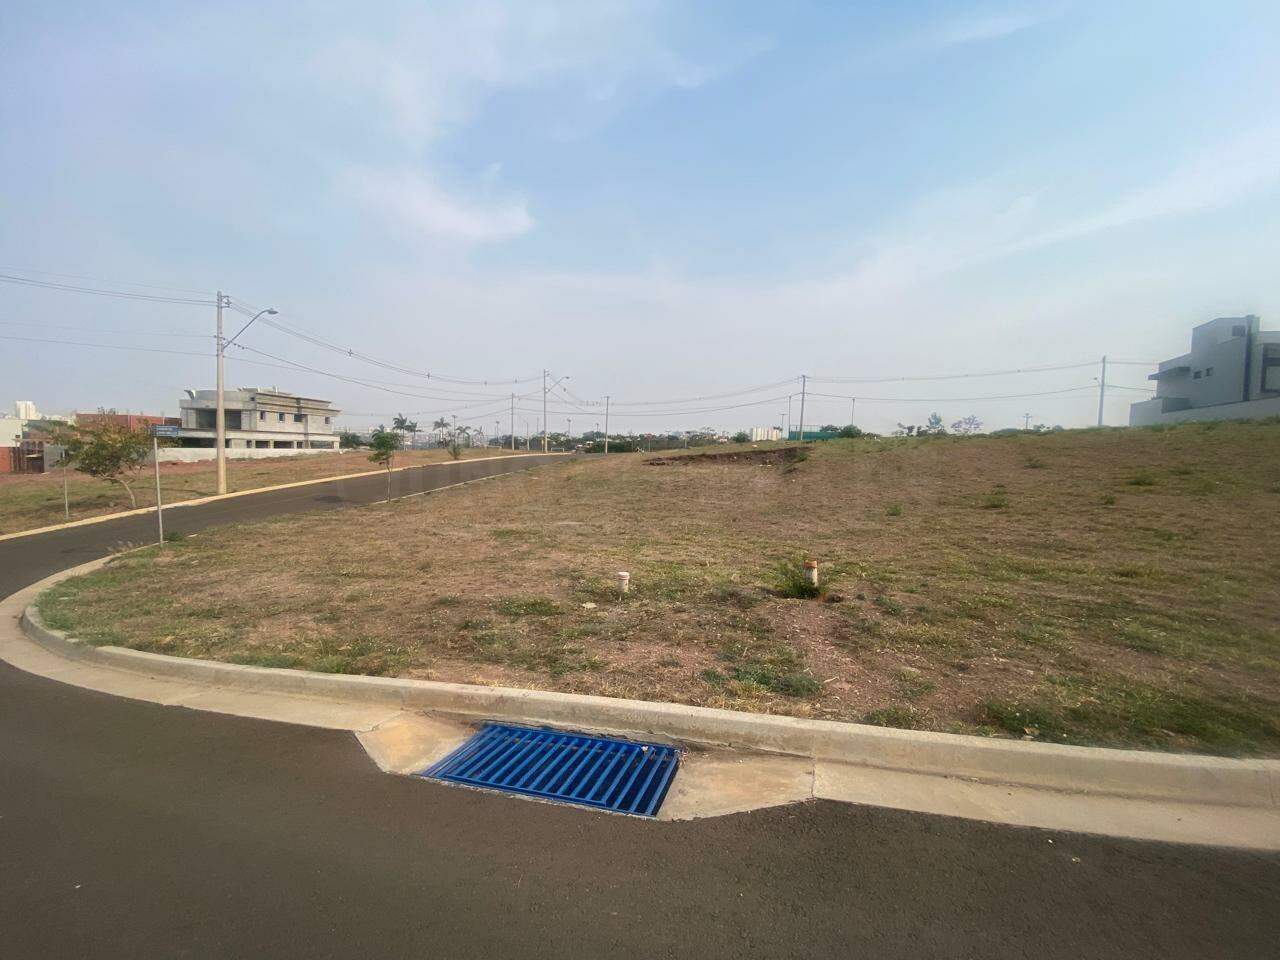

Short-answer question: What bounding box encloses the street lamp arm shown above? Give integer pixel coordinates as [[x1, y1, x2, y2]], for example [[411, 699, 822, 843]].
[[224, 308, 277, 349]]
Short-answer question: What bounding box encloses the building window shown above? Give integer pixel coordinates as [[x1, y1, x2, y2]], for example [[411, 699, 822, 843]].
[[293, 414, 303, 423], [324, 417, 331, 425], [1205, 367, 1213, 377], [259, 411, 266, 420], [1193, 370, 1202, 379], [278, 413, 285, 422]]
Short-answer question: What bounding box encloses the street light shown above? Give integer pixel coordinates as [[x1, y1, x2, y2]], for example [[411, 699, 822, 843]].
[[215, 296, 277, 495]]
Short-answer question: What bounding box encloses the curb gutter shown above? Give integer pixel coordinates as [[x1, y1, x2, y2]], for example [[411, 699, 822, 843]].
[[19, 561, 1279, 813]]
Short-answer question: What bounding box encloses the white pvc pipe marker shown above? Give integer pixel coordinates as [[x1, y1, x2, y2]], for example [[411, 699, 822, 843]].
[[617, 571, 631, 595]]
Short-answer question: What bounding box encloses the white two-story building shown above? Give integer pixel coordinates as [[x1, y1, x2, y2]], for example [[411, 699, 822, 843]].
[[1129, 316, 1280, 426], [176, 388, 341, 457]]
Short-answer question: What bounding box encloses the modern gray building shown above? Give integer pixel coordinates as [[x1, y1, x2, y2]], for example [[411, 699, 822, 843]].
[[178, 388, 341, 452], [1129, 316, 1280, 426]]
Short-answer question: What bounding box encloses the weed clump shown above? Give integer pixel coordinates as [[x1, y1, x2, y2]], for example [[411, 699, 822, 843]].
[[886, 503, 903, 517], [770, 560, 823, 599]]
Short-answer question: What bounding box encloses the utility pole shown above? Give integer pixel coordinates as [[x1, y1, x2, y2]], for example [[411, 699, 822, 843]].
[[786, 394, 793, 439], [567, 417, 572, 446], [215, 290, 227, 494], [797, 375, 807, 442], [1024, 412, 1032, 431], [850, 397, 856, 427], [510, 393, 515, 451], [495, 421, 500, 448], [1097, 355, 1108, 427], [542, 369, 548, 453], [603, 395, 610, 455]]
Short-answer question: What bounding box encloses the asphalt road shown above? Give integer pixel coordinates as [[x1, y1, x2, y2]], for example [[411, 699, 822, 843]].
[[2, 455, 1277, 959]]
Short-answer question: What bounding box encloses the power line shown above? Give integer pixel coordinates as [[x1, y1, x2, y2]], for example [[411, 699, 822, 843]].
[[806, 385, 1100, 403], [0, 273, 215, 305], [0, 319, 209, 338], [228, 300, 542, 388], [0, 266, 210, 295], [0, 333, 212, 358], [227, 343, 536, 413], [808, 360, 1100, 384]]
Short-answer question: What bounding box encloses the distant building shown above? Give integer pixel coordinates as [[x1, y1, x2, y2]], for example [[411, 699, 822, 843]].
[[75, 412, 178, 432], [1129, 316, 1280, 426], [178, 388, 341, 454], [749, 426, 782, 441], [14, 400, 38, 420]]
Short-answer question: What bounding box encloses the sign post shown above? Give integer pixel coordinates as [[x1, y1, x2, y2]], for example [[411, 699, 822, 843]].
[[150, 424, 180, 545]]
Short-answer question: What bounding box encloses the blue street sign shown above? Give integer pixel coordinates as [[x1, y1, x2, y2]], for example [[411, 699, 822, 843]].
[[150, 424, 181, 438]]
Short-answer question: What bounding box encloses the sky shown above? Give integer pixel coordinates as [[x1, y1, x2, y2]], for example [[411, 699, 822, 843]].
[[2, 0, 1280, 435]]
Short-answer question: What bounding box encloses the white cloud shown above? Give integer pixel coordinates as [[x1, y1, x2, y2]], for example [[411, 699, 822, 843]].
[[341, 166, 533, 244]]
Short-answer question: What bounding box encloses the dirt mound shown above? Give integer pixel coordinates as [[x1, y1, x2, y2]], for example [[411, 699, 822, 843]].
[[645, 445, 810, 467]]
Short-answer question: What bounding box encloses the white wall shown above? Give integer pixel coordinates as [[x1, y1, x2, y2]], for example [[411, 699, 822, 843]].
[[1130, 394, 1280, 426], [155, 447, 351, 463], [0, 416, 21, 447]]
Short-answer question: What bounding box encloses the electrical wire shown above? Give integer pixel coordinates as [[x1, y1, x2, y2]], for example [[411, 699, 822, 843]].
[[808, 361, 1100, 384], [0, 273, 215, 305], [0, 333, 212, 358], [228, 299, 542, 388], [0, 266, 211, 296], [806, 385, 1099, 403], [0, 319, 210, 339]]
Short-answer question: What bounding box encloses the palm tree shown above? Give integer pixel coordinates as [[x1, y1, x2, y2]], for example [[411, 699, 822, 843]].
[[432, 417, 450, 445]]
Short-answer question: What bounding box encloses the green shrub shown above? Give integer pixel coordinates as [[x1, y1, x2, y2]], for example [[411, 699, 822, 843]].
[[770, 560, 822, 599], [886, 503, 903, 517]]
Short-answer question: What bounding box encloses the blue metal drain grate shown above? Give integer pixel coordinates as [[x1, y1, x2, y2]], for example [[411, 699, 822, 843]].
[[419, 724, 680, 817]]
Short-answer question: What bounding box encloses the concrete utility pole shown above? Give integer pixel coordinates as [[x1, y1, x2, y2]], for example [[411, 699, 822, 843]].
[[786, 394, 793, 439], [567, 417, 572, 445], [797, 375, 807, 442], [603, 395, 610, 454], [1024, 412, 1032, 430], [510, 394, 515, 451], [850, 397, 856, 427], [215, 291, 226, 494], [542, 369, 548, 453], [1097, 355, 1108, 427], [215, 295, 276, 495]]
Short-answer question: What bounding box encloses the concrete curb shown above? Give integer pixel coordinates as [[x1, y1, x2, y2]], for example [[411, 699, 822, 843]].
[[20, 560, 1280, 813], [0, 452, 571, 543]]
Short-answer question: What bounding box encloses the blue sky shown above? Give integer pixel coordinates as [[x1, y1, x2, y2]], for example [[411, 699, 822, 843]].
[[3, 1, 1279, 433]]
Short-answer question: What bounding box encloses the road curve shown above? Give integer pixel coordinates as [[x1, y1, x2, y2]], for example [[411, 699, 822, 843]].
[[1, 454, 1277, 959]]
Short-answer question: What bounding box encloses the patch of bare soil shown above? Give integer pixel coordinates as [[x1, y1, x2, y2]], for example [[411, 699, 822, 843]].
[[645, 445, 811, 466]]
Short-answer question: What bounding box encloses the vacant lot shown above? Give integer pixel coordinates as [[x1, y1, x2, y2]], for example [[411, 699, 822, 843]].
[[39, 421, 1280, 755], [0, 446, 522, 535]]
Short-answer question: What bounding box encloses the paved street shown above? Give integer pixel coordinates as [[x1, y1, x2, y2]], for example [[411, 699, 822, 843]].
[[1, 456, 1277, 959]]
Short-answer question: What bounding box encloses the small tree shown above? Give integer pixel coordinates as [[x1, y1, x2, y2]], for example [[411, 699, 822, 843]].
[[837, 425, 862, 439], [367, 428, 403, 500], [731, 430, 750, 443], [950, 414, 983, 436], [338, 430, 363, 449], [922, 412, 947, 435], [57, 422, 151, 508]]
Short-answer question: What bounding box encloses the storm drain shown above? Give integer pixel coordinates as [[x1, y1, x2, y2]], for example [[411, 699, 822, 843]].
[[419, 723, 680, 817]]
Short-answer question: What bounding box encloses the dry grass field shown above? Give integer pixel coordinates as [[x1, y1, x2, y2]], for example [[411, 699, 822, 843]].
[[0, 446, 521, 535], [38, 421, 1280, 755]]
